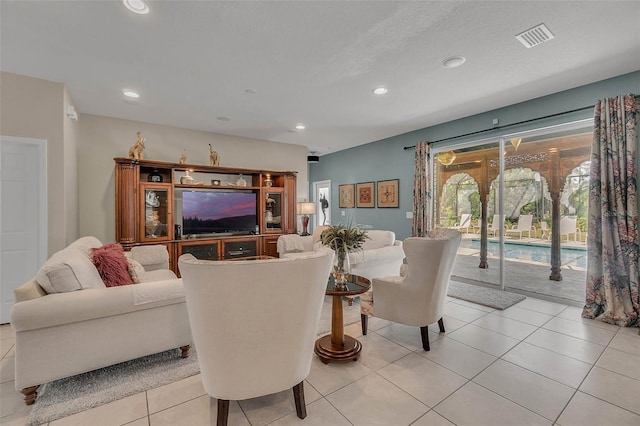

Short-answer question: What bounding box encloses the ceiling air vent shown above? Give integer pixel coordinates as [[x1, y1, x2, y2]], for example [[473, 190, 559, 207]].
[[515, 23, 555, 48]]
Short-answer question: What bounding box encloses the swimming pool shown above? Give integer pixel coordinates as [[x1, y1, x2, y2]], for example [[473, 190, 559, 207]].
[[459, 239, 587, 269]]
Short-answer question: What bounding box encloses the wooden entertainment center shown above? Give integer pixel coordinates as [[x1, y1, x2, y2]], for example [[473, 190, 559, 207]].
[[114, 158, 297, 272]]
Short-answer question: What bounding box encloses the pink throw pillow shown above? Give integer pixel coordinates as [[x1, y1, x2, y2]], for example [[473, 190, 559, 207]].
[[91, 243, 134, 287]]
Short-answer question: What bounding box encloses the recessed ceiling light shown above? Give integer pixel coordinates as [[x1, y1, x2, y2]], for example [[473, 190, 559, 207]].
[[123, 0, 149, 14], [123, 90, 140, 98], [441, 56, 466, 69], [373, 87, 388, 95], [295, 124, 306, 131]]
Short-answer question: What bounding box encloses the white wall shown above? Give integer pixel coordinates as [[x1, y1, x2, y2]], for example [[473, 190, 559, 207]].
[[77, 114, 309, 243], [0, 71, 71, 255]]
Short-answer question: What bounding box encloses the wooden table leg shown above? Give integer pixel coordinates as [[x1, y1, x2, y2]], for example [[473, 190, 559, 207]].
[[331, 295, 344, 347], [314, 294, 362, 363]]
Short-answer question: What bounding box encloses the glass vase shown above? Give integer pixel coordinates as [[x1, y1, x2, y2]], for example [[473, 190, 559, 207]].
[[333, 251, 351, 290]]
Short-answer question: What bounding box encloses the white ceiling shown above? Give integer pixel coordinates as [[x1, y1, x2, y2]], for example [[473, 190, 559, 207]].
[[2, 1, 639, 156]]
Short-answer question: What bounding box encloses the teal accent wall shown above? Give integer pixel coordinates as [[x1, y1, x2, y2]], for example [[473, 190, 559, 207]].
[[309, 71, 639, 240]]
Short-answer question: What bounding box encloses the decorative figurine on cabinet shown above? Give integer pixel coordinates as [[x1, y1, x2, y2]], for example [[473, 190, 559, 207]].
[[128, 131, 145, 160], [179, 149, 187, 164], [180, 170, 194, 184], [209, 144, 220, 167]]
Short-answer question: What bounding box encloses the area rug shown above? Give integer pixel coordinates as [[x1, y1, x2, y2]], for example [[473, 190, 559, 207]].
[[27, 348, 200, 426], [447, 280, 526, 309], [27, 296, 359, 425]]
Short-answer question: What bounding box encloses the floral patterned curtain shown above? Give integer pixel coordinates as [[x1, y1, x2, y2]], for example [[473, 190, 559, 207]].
[[412, 142, 431, 236], [582, 94, 638, 327]]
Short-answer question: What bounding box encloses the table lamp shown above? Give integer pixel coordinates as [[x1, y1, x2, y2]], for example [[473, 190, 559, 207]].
[[297, 201, 316, 236]]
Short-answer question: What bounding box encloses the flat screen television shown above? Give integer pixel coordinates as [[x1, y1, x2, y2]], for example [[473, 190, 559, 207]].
[[178, 190, 257, 236]]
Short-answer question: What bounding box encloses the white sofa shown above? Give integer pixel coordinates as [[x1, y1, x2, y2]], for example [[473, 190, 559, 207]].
[[277, 227, 405, 281], [10, 236, 192, 405]]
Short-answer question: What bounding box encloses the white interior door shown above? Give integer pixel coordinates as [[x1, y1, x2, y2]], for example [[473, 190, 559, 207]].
[[1, 136, 47, 324], [313, 180, 331, 230]]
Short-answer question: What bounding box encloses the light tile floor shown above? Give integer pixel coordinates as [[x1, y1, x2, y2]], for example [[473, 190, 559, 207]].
[[1, 296, 639, 426]]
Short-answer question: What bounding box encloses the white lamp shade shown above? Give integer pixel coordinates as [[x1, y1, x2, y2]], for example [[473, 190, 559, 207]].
[[297, 202, 316, 215]]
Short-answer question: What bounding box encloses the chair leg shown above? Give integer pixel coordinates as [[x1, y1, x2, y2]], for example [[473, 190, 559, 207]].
[[293, 381, 307, 419], [420, 326, 430, 351], [361, 314, 368, 335], [215, 398, 229, 426], [438, 317, 445, 333]]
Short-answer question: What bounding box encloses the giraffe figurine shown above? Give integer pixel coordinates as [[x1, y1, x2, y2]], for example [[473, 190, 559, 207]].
[[209, 144, 220, 167], [128, 132, 145, 160]]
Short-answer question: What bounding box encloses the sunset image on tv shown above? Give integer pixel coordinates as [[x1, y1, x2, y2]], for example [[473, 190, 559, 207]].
[[182, 191, 257, 235]]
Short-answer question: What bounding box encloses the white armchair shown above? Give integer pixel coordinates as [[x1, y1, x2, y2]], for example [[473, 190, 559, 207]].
[[178, 250, 334, 426], [360, 229, 462, 351]]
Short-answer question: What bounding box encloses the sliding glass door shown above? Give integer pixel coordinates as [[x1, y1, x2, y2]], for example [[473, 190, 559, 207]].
[[432, 120, 592, 303]]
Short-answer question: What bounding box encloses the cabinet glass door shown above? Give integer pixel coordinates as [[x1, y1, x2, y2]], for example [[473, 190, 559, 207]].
[[264, 191, 283, 231], [141, 184, 172, 241]]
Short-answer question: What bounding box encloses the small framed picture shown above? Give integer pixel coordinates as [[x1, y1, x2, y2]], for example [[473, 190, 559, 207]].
[[338, 184, 355, 208], [377, 179, 399, 208], [356, 182, 375, 208]]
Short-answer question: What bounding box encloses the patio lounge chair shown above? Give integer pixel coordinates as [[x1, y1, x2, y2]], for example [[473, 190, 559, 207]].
[[488, 214, 504, 237], [505, 214, 534, 239], [451, 213, 472, 233], [540, 221, 550, 240], [560, 216, 581, 241]]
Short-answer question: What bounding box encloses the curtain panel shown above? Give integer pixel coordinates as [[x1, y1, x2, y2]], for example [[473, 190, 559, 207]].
[[412, 142, 431, 237], [582, 94, 638, 327]]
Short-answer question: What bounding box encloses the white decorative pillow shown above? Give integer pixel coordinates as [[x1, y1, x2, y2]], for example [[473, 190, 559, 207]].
[[127, 258, 147, 283], [36, 248, 106, 294]]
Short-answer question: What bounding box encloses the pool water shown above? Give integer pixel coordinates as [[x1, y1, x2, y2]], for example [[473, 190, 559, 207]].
[[460, 239, 587, 269]]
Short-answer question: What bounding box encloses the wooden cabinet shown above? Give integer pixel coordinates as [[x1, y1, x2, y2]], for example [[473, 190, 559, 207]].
[[262, 235, 280, 257], [115, 158, 296, 273], [222, 237, 258, 259], [178, 240, 221, 261]]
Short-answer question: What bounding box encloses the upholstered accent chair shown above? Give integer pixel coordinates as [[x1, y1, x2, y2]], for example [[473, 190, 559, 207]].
[[360, 229, 462, 351], [178, 250, 334, 426]]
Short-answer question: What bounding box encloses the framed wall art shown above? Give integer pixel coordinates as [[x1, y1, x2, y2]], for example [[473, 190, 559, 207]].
[[356, 182, 375, 208], [338, 183, 355, 208], [377, 179, 399, 208]]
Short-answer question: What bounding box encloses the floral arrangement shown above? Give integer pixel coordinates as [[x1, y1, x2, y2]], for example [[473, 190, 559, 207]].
[[320, 224, 369, 282], [320, 223, 368, 254]]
